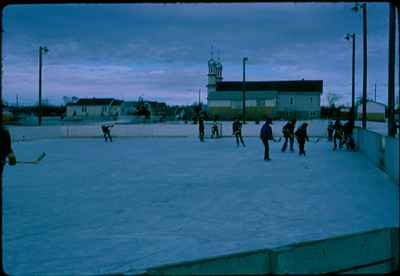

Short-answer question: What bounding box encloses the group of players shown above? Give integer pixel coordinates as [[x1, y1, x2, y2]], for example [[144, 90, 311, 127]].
[[197, 116, 356, 161], [101, 117, 356, 160], [1, 118, 356, 179], [327, 120, 356, 151]]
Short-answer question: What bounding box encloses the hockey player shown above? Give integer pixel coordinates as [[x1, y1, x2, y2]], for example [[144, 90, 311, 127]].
[[343, 120, 356, 151], [333, 120, 343, 150], [260, 118, 273, 160], [232, 117, 245, 147], [198, 116, 205, 142], [295, 123, 309, 156], [1, 126, 16, 178], [281, 120, 295, 152], [327, 121, 334, 141], [101, 124, 114, 142]]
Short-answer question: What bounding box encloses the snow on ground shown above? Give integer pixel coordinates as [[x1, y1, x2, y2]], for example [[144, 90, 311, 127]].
[[3, 137, 399, 275]]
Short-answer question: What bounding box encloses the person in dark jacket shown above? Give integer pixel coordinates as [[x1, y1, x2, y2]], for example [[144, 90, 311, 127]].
[[101, 124, 113, 142], [211, 118, 220, 138], [1, 126, 16, 178], [333, 120, 343, 150], [343, 120, 355, 151], [198, 116, 205, 142], [232, 117, 245, 147], [281, 120, 295, 152], [260, 118, 273, 160], [295, 123, 309, 156], [327, 121, 334, 141]]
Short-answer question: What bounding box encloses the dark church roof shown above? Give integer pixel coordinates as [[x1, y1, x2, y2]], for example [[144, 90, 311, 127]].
[[216, 80, 323, 93], [67, 98, 123, 106]]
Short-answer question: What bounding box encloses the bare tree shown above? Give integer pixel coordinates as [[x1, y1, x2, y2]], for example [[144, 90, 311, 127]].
[[327, 93, 343, 107]]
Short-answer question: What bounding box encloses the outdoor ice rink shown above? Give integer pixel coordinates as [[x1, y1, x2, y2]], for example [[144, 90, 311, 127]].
[[3, 137, 399, 275]]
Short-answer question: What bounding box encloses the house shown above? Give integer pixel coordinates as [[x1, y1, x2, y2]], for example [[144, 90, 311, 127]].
[[120, 101, 138, 115], [66, 98, 123, 119], [356, 100, 386, 121], [206, 57, 323, 120]]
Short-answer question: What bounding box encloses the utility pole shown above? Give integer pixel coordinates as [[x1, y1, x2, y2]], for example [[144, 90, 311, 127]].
[[353, 3, 368, 128], [38, 46, 48, 126], [39, 47, 43, 125], [362, 3, 368, 129], [0, 15, 3, 125], [352, 35, 356, 122], [242, 57, 248, 124], [374, 82, 376, 102], [388, 3, 396, 137]]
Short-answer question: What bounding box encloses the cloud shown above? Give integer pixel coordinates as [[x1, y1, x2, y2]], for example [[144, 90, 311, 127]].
[[1, 3, 393, 106]]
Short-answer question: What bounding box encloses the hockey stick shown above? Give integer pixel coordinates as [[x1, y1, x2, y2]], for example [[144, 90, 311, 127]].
[[15, 152, 46, 164]]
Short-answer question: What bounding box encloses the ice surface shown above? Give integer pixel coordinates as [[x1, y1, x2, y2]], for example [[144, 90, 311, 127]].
[[3, 137, 399, 275]]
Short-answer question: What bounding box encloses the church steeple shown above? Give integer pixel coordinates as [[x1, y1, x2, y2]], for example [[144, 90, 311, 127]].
[[208, 45, 217, 86], [208, 46, 223, 86], [216, 49, 223, 82]]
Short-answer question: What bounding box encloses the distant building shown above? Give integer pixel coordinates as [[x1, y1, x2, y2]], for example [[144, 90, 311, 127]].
[[66, 98, 123, 119], [120, 101, 138, 115], [356, 100, 386, 122], [339, 107, 351, 119], [206, 57, 323, 120]]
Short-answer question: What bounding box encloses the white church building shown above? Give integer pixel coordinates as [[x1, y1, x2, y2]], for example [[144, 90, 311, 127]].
[[206, 57, 323, 120]]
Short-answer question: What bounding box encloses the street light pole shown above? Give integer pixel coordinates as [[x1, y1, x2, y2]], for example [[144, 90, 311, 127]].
[[38, 46, 48, 126], [346, 33, 356, 122], [242, 57, 248, 124]]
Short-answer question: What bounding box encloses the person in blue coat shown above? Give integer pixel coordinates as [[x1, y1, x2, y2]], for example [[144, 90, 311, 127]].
[[260, 118, 273, 160]]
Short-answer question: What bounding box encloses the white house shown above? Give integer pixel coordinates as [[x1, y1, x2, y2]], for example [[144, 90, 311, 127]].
[[120, 101, 139, 115], [66, 98, 123, 119], [357, 100, 386, 121]]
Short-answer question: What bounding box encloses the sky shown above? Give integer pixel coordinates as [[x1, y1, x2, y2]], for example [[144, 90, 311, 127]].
[[1, 2, 398, 106]]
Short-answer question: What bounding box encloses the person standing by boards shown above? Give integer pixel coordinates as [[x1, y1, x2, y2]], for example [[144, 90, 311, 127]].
[[333, 120, 344, 150], [198, 115, 205, 142], [1, 126, 16, 179], [327, 121, 334, 142]]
